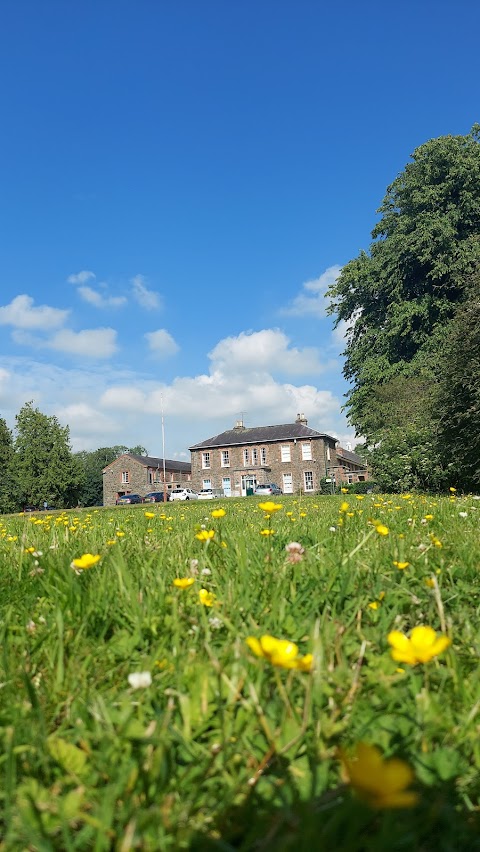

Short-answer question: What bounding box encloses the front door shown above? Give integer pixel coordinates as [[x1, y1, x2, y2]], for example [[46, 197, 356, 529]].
[[222, 477, 232, 497], [241, 475, 256, 496], [282, 473, 293, 494]]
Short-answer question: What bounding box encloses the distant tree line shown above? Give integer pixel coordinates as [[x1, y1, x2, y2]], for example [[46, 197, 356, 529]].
[[327, 125, 480, 492], [0, 401, 147, 514]]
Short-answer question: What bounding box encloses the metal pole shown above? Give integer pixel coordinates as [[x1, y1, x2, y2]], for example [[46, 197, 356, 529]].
[[161, 394, 167, 502]]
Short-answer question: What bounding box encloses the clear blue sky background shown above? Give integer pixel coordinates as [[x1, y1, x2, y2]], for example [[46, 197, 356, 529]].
[[1, 0, 478, 456]]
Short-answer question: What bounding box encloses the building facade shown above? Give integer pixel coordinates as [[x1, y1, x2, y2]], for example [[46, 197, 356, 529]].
[[331, 446, 368, 485], [102, 453, 192, 505], [189, 415, 339, 496]]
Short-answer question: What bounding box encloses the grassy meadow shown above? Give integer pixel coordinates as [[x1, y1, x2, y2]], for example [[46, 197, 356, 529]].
[[0, 493, 479, 850]]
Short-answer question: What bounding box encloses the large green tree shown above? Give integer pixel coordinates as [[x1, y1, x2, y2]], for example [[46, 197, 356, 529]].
[[14, 402, 83, 509], [0, 418, 17, 514], [327, 126, 480, 490], [328, 125, 480, 437]]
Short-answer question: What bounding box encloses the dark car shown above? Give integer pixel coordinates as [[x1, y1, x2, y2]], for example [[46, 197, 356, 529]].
[[143, 491, 170, 503], [115, 494, 144, 505]]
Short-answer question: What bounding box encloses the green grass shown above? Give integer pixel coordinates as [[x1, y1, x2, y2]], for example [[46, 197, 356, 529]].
[[1, 493, 479, 850]]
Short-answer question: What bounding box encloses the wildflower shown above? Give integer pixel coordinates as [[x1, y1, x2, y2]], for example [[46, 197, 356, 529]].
[[375, 524, 389, 536], [425, 578, 435, 588], [211, 508, 226, 518], [340, 742, 418, 809], [201, 567, 212, 576], [368, 601, 380, 610], [393, 561, 409, 570], [195, 529, 215, 542], [258, 501, 282, 513], [144, 511, 155, 519], [449, 487, 456, 493], [26, 620, 36, 633], [341, 488, 349, 494], [387, 626, 451, 665], [340, 501, 349, 512], [209, 616, 223, 630], [128, 671, 152, 689], [329, 526, 337, 533], [260, 529, 274, 536], [71, 553, 101, 572], [199, 588, 216, 607], [458, 511, 468, 518], [190, 558, 199, 574], [285, 541, 305, 563], [173, 577, 195, 589], [246, 635, 313, 672]]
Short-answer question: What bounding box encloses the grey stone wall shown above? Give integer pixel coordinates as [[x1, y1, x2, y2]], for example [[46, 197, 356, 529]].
[[103, 457, 192, 505]]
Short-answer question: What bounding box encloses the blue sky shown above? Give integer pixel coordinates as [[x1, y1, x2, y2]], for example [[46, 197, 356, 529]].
[[1, 0, 479, 458]]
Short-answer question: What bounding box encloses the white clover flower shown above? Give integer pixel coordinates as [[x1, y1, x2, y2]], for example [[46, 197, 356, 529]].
[[329, 526, 336, 533], [458, 511, 468, 518], [26, 620, 36, 633], [209, 616, 223, 630], [128, 671, 152, 689], [201, 567, 212, 576]]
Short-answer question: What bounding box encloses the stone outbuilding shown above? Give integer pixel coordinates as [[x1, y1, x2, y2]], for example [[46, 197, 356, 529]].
[[102, 453, 192, 505]]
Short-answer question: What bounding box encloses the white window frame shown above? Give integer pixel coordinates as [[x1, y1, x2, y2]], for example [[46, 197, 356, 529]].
[[301, 442, 312, 461], [260, 447, 267, 465], [221, 449, 230, 468], [281, 445, 291, 463], [252, 448, 258, 465], [202, 452, 211, 469], [304, 471, 314, 492], [121, 471, 129, 484], [243, 448, 249, 466], [326, 446, 331, 461], [203, 478, 212, 489]]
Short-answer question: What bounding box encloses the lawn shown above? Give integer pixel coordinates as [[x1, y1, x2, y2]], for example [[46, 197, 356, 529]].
[[1, 493, 479, 850]]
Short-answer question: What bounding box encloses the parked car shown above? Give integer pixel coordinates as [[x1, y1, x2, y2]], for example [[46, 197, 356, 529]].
[[143, 491, 170, 503], [115, 494, 144, 505], [169, 487, 199, 501], [23, 506, 39, 513], [254, 483, 283, 496], [198, 488, 224, 500]]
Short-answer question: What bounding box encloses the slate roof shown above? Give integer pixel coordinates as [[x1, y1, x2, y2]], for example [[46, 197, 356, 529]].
[[189, 423, 337, 450], [103, 453, 191, 473], [335, 447, 367, 467]]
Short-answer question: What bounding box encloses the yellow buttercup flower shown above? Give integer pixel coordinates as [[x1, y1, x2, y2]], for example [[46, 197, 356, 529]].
[[211, 508, 226, 518], [246, 635, 313, 672], [258, 501, 283, 513], [375, 524, 389, 536], [340, 742, 418, 809], [340, 501, 349, 512], [387, 626, 451, 665], [260, 529, 274, 536], [341, 487, 349, 494], [368, 601, 380, 610], [393, 561, 409, 570], [199, 588, 216, 607], [173, 577, 195, 589], [144, 511, 155, 519], [71, 553, 101, 571], [195, 529, 215, 542]]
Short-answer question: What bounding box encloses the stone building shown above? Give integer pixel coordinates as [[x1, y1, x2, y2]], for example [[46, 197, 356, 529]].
[[332, 446, 368, 485], [102, 453, 191, 505], [189, 415, 339, 496]]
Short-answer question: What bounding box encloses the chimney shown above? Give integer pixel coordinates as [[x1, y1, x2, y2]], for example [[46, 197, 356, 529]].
[[234, 419, 245, 431], [296, 412, 308, 426]]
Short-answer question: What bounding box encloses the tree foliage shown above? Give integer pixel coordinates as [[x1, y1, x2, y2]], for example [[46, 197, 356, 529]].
[[0, 418, 17, 514], [327, 126, 480, 491], [14, 402, 83, 509]]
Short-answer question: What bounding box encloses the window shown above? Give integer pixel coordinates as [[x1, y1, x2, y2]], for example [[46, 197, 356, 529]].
[[202, 452, 211, 469], [203, 478, 212, 489], [260, 447, 267, 465], [281, 445, 291, 462], [304, 471, 314, 492], [222, 477, 232, 496], [148, 471, 153, 483], [121, 471, 129, 484], [243, 448, 249, 466], [326, 446, 331, 461], [301, 443, 312, 461], [282, 472, 293, 493], [221, 450, 230, 467], [252, 448, 258, 465]]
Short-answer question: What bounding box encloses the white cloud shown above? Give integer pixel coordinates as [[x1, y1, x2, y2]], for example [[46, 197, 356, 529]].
[[280, 265, 342, 318], [48, 328, 118, 358], [145, 329, 179, 357], [209, 329, 324, 375], [131, 274, 162, 310], [68, 270, 96, 285], [54, 403, 117, 439], [78, 285, 127, 309], [0, 295, 69, 330]]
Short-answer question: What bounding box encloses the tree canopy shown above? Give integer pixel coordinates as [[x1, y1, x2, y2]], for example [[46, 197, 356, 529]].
[[327, 126, 480, 490]]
